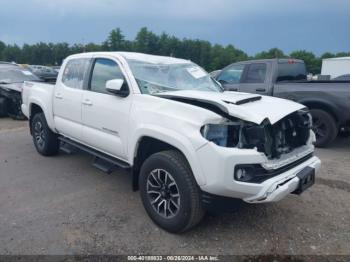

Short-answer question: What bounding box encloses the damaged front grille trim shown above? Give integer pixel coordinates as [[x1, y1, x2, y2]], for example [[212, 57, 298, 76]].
[[239, 110, 312, 159], [261, 145, 314, 170]]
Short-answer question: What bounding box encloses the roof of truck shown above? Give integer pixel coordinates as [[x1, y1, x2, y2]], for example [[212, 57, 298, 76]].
[[67, 52, 191, 64], [322, 56, 350, 61], [233, 58, 304, 64]]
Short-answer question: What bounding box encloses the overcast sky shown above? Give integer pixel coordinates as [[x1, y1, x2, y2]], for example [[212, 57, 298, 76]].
[[0, 0, 349, 55]]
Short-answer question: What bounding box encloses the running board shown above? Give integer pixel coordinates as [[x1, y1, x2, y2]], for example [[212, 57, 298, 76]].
[[58, 137, 131, 173], [59, 142, 76, 154]]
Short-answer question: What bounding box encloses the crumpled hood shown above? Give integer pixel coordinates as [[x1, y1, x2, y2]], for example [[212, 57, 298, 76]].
[[157, 90, 305, 124]]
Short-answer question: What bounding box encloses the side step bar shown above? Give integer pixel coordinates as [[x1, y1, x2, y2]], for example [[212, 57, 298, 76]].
[[58, 136, 131, 174]]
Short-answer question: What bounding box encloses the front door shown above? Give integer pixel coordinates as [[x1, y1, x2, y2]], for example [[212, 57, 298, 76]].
[[239, 63, 270, 95], [216, 64, 245, 91], [81, 57, 132, 160]]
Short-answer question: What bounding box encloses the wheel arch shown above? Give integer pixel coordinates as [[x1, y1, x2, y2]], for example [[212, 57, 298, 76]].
[[131, 132, 206, 191], [29, 103, 43, 135], [28, 100, 55, 134], [300, 99, 339, 125]]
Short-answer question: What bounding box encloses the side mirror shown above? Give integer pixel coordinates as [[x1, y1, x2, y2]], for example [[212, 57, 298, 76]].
[[105, 79, 129, 97]]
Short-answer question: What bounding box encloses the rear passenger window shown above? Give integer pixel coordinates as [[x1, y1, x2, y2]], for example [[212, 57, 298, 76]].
[[243, 63, 266, 83], [89, 58, 125, 94], [62, 59, 89, 89], [217, 64, 244, 84], [277, 62, 307, 81]]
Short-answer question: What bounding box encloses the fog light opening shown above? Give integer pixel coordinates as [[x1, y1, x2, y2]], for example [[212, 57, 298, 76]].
[[235, 168, 247, 181]]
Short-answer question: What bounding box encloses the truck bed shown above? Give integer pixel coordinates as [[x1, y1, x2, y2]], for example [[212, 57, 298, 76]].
[[21, 81, 56, 128]]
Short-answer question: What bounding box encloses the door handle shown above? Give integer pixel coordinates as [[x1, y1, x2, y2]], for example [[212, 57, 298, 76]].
[[229, 88, 238, 91], [256, 88, 266, 92], [82, 99, 93, 106], [55, 93, 63, 99]]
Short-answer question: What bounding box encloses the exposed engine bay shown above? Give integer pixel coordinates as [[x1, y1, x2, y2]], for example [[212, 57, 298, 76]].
[[201, 110, 312, 159]]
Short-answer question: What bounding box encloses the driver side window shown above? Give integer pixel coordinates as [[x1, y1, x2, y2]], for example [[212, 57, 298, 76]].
[[217, 64, 245, 84], [89, 58, 126, 94]]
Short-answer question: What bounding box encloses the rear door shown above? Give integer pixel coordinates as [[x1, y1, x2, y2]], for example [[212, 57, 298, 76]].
[[239, 62, 270, 95], [53, 58, 90, 140], [216, 64, 245, 91], [81, 56, 132, 160]]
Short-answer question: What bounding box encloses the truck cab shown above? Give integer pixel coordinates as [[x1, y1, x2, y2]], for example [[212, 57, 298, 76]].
[[215, 59, 307, 95]]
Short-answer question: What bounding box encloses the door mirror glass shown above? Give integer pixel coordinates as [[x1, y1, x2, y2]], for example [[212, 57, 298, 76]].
[[106, 79, 124, 93]]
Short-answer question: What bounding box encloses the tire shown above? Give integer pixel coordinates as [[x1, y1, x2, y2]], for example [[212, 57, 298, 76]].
[[0, 97, 8, 117], [310, 109, 338, 148], [31, 113, 60, 156], [139, 150, 205, 233]]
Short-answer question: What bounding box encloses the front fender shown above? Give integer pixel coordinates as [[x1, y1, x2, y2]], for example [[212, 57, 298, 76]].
[[128, 124, 208, 186]]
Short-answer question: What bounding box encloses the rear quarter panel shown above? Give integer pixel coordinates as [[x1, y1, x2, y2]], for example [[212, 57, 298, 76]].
[[22, 81, 56, 131]]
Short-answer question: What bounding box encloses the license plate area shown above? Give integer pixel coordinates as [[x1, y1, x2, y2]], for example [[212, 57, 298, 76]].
[[293, 166, 315, 195]]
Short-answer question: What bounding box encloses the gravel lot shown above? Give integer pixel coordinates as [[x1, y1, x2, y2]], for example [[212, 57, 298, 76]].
[[0, 118, 349, 255]]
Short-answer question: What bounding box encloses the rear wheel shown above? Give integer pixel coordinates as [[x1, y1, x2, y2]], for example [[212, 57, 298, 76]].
[[31, 113, 60, 156], [310, 109, 338, 147], [139, 150, 205, 233]]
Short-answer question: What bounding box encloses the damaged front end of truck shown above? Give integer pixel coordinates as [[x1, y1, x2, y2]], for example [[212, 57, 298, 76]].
[[158, 91, 316, 183], [200, 109, 315, 183], [201, 109, 313, 159]]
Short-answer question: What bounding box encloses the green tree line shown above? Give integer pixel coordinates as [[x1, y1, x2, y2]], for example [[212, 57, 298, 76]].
[[0, 27, 349, 74]]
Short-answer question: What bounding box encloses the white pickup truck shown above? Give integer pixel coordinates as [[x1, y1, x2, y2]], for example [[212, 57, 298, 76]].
[[21, 52, 321, 232]]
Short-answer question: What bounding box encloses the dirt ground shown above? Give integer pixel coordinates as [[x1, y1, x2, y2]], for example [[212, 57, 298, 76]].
[[0, 118, 349, 255]]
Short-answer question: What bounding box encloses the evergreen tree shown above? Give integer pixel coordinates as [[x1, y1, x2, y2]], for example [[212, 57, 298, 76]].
[[290, 50, 320, 74], [255, 48, 286, 59], [0, 27, 346, 74], [0, 41, 5, 60], [105, 28, 125, 51]]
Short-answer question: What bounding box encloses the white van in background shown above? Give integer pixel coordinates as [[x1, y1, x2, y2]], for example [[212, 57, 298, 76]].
[[321, 57, 350, 79]]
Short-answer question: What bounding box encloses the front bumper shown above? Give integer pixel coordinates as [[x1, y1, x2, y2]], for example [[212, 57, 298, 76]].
[[196, 142, 321, 203]]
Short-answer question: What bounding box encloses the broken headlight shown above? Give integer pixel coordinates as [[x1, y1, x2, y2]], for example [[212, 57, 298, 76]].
[[200, 122, 240, 147]]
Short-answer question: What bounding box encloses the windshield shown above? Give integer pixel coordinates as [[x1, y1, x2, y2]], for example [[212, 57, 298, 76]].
[[126, 60, 222, 94], [0, 68, 41, 84]]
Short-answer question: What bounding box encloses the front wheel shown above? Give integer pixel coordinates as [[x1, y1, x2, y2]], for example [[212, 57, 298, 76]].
[[310, 109, 338, 148], [31, 113, 60, 156], [139, 150, 205, 233]]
